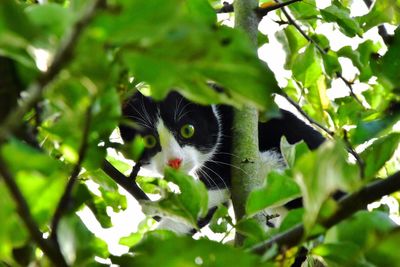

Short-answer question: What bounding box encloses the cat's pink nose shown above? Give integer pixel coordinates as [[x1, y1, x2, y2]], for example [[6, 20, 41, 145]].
[[167, 158, 182, 169]]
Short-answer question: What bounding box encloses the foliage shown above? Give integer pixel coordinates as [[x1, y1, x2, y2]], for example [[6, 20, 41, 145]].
[[0, 0, 399, 266]]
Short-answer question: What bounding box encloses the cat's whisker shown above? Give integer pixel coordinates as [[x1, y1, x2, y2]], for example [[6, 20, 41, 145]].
[[214, 151, 242, 159], [176, 102, 192, 122], [127, 104, 153, 129], [199, 164, 228, 193], [197, 169, 225, 202], [177, 110, 193, 122], [174, 97, 184, 122], [140, 100, 154, 127], [124, 115, 152, 129], [208, 159, 249, 177], [181, 158, 224, 201]]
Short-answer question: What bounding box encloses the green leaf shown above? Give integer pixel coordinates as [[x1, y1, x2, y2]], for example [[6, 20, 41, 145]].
[[185, 0, 216, 26], [357, 0, 400, 31], [209, 205, 230, 233], [92, 0, 278, 109], [325, 210, 396, 250], [350, 112, 400, 145], [119, 232, 143, 248], [360, 133, 400, 179], [246, 171, 301, 215], [0, 183, 28, 264], [236, 218, 268, 244], [337, 40, 381, 82], [312, 242, 364, 267], [129, 231, 268, 267], [334, 96, 366, 127], [293, 140, 360, 231], [1, 139, 67, 226], [279, 208, 304, 233], [365, 229, 400, 267], [293, 44, 323, 88], [136, 176, 160, 194], [1, 138, 63, 175], [275, 25, 308, 69], [280, 138, 310, 168], [374, 27, 400, 90], [87, 197, 113, 229], [287, 0, 319, 28], [322, 50, 341, 77], [320, 3, 363, 37], [25, 3, 74, 40], [57, 215, 109, 266], [140, 168, 208, 228], [0, 0, 37, 40]]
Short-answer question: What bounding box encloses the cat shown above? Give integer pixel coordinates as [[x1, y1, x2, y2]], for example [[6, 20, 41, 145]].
[[119, 91, 325, 232]]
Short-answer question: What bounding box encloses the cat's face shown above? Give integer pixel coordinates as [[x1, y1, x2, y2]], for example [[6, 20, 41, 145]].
[[120, 92, 220, 176]]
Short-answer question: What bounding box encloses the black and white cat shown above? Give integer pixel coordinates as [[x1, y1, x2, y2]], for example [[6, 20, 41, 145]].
[[119, 91, 324, 232]]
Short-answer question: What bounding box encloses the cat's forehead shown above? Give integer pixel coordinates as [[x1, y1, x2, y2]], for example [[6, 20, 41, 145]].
[[124, 91, 215, 123], [159, 92, 216, 123]]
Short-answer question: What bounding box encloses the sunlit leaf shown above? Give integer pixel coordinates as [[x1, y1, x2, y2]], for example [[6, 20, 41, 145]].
[[293, 44, 323, 88], [57, 215, 108, 266], [140, 168, 208, 228], [360, 133, 400, 179], [246, 171, 300, 215], [320, 3, 363, 37], [325, 210, 396, 250], [293, 140, 360, 231], [128, 231, 270, 267]]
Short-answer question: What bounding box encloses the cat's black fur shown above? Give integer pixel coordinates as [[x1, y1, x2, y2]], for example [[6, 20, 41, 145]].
[[120, 91, 325, 223]]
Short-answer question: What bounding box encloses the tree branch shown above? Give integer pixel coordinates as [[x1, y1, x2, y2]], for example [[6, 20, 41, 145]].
[[101, 160, 150, 201], [250, 170, 400, 254], [0, 0, 105, 144], [256, 0, 302, 18], [51, 106, 92, 241], [0, 158, 68, 267]]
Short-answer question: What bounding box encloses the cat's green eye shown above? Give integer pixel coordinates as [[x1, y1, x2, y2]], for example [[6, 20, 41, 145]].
[[180, 124, 195, 139], [142, 134, 157, 148]]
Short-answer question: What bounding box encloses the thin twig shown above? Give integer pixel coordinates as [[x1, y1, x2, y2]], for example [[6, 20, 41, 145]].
[[343, 130, 365, 179], [0, 158, 68, 267], [336, 73, 364, 106], [281, 93, 335, 137], [51, 106, 92, 240], [0, 0, 105, 143], [250, 170, 400, 254]]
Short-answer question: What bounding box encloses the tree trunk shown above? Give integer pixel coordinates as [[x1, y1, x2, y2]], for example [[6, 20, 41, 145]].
[[231, 0, 263, 246]]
